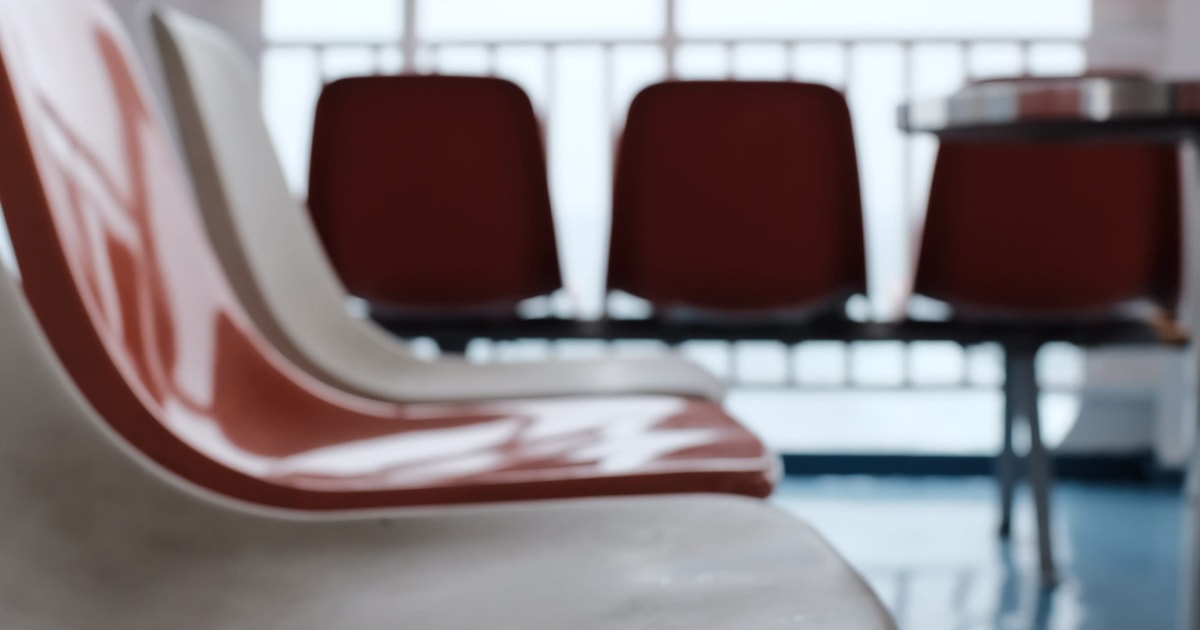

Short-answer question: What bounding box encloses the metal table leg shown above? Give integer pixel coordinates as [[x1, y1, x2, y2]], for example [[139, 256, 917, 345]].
[[1006, 342, 1058, 587], [1183, 136, 1200, 630], [997, 373, 1018, 539], [1187, 431, 1199, 630]]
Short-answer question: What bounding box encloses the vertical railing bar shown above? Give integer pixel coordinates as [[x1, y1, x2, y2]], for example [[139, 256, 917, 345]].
[[600, 42, 618, 323], [602, 43, 617, 134], [664, 0, 679, 79], [602, 42, 618, 194], [961, 345, 972, 387], [785, 342, 799, 386], [840, 40, 855, 378], [901, 341, 915, 388], [785, 41, 799, 81], [900, 39, 917, 298], [543, 42, 558, 251], [543, 43, 557, 134], [315, 45, 329, 85], [373, 44, 386, 75], [728, 341, 739, 384], [900, 40, 915, 205], [844, 342, 855, 388], [485, 43, 498, 77], [841, 40, 854, 95], [961, 344, 973, 388], [402, 0, 419, 74], [1018, 40, 1033, 77], [961, 39, 974, 84]]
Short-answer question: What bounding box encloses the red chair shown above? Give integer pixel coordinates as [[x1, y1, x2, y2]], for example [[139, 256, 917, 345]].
[[910, 136, 1183, 585], [915, 141, 1180, 316], [308, 76, 562, 317], [609, 80, 867, 319]]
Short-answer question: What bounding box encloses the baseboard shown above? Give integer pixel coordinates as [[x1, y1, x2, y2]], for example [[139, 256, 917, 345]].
[[779, 452, 1184, 485]]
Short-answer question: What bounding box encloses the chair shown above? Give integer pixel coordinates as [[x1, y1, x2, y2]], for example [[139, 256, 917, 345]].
[[0, 244, 892, 630], [308, 75, 561, 319], [609, 80, 867, 320], [150, 9, 725, 403], [2, 0, 785, 511], [910, 136, 1184, 584], [0, 2, 900, 628]]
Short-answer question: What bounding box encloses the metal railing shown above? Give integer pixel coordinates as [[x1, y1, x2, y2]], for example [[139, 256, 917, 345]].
[[260, 34, 1089, 390], [268, 35, 1084, 129]]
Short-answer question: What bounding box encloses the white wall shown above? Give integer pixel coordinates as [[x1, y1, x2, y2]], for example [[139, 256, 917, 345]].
[[1166, 0, 1200, 76], [1074, 0, 1199, 468], [1088, 0, 1200, 77], [1087, 0, 1170, 73]]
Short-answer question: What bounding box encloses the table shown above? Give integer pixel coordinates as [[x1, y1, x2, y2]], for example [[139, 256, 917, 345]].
[[900, 76, 1200, 137], [899, 75, 1200, 630]]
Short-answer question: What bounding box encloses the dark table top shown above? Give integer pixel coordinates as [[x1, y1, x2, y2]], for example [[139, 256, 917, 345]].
[[899, 76, 1200, 140]]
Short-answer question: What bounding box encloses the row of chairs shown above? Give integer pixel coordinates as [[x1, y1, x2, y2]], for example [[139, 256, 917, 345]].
[[0, 2, 896, 628], [312, 18, 1182, 590], [150, 9, 1188, 590], [305, 71, 1181, 329]]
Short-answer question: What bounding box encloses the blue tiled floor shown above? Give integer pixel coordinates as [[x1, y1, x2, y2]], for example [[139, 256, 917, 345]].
[[773, 477, 1184, 630]]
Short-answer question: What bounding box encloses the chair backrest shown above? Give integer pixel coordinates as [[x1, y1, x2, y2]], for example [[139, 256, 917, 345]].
[[0, 0, 772, 510], [309, 75, 563, 314], [913, 139, 1181, 317], [609, 81, 867, 315], [152, 9, 726, 403]]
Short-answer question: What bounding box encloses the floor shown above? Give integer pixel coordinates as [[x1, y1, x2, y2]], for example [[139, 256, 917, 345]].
[[773, 477, 1184, 630]]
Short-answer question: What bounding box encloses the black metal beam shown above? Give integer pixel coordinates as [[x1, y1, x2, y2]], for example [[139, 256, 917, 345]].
[[374, 314, 1184, 351]]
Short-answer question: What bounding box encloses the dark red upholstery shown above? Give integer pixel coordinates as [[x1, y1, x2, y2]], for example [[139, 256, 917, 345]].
[[913, 140, 1181, 317], [608, 81, 867, 315], [308, 76, 562, 313]]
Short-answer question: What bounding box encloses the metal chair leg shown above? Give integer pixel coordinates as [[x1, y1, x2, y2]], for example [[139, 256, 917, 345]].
[[436, 337, 472, 355], [1186, 440, 1200, 630], [997, 375, 1018, 539], [1007, 344, 1058, 587]]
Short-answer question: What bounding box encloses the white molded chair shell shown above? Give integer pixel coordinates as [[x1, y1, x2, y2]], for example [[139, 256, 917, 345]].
[[0, 4, 893, 625], [0, 229, 893, 630], [150, 9, 725, 403]]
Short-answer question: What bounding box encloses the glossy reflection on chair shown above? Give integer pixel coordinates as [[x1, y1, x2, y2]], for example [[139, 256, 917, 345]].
[[0, 0, 778, 511], [0, 2, 898, 628]]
